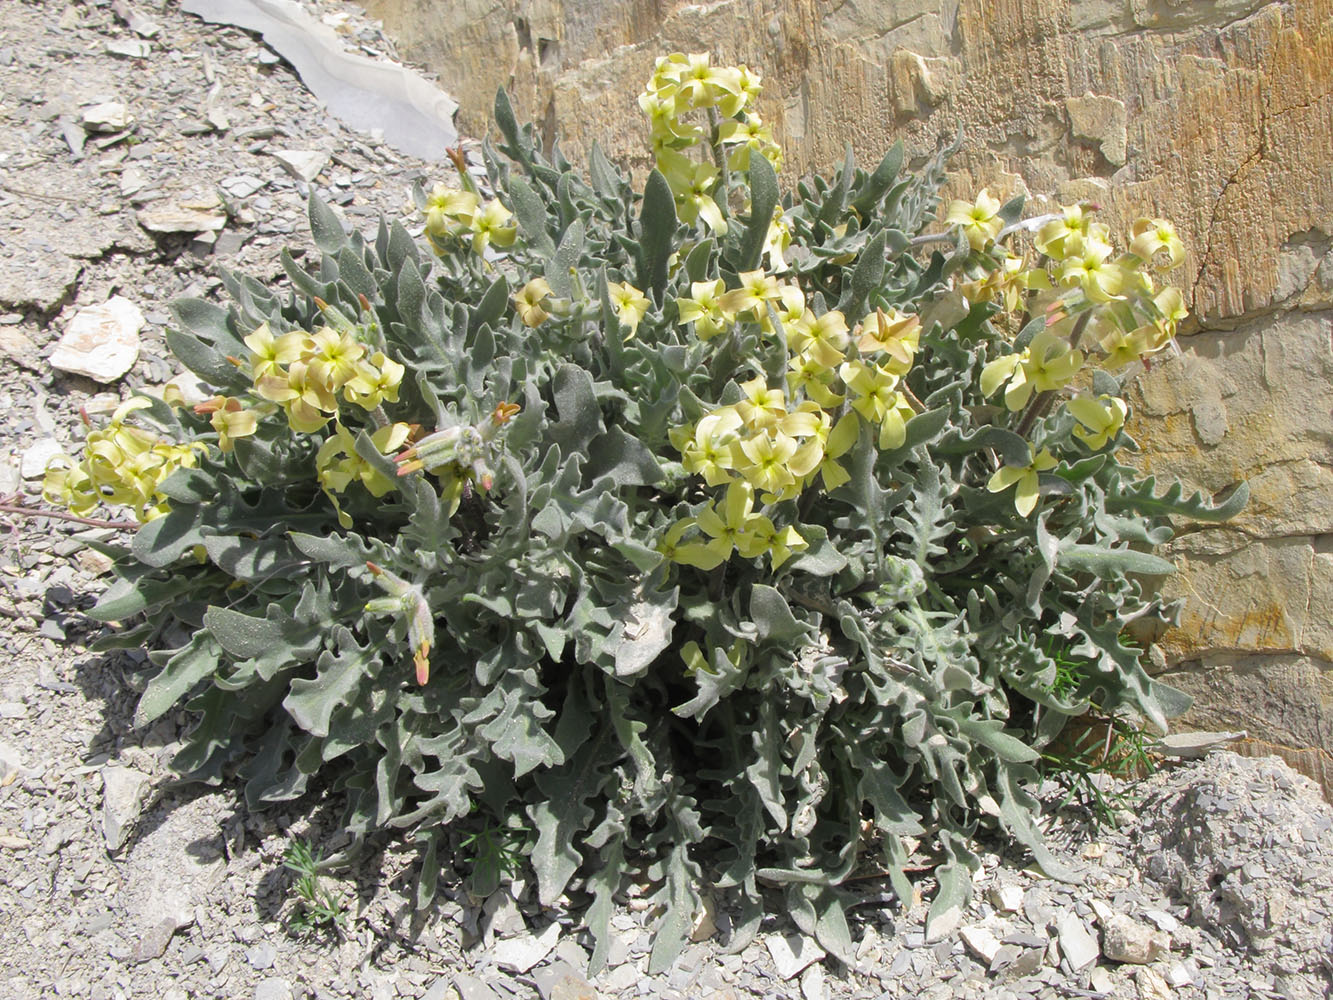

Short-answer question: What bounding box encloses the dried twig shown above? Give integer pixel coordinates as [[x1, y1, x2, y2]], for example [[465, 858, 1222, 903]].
[[0, 494, 137, 532]]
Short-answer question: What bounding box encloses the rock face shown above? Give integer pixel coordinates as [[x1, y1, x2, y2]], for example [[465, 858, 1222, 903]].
[[359, 0, 1333, 778]]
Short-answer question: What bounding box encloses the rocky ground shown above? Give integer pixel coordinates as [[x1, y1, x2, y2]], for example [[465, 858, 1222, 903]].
[[1, 2, 1331, 999]]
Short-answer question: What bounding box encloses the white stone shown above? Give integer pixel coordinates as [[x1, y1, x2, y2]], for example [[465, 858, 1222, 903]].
[[82, 102, 133, 132], [253, 979, 293, 1000], [690, 893, 717, 942], [20, 438, 63, 479], [101, 764, 152, 851], [0, 740, 34, 782], [137, 196, 228, 234], [800, 962, 826, 1000], [161, 371, 210, 406], [106, 39, 152, 59], [271, 149, 328, 182], [1056, 914, 1100, 971], [764, 933, 825, 980], [1142, 909, 1180, 933], [120, 165, 149, 198], [988, 884, 1024, 913], [959, 925, 1003, 964], [221, 174, 266, 198], [1164, 961, 1196, 988], [1089, 966, 1115, 994], [924, 904, 962, 943], [1100, 912, 1170, 965], [76, 548, 115, 576], [491, 921, 560, 974], [50, 295, 143, 382], [1135, 965, 1173, 1000], [599, 964, 638, 992]]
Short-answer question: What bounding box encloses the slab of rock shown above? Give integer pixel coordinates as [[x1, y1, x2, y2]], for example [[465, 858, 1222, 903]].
[[764, 933, 825, 980], [531, 962, 594, 1000], [221, 174, 265, 198], [1056, 914, 1100, 971], [106, 39, 152, 58], [0, 740, 34, 782], [120, 165, 149, 198], [491, 921, 560, 974], [1100, 913, 1170, 964], [924, 902, 962, 943], [800, 963, 826, 1000], [20, 439, 63, 479], [0, 253, 81, 313], [959, 925, 1003, 964], [82, 102, 134, 132], [451, 974, 500, 1000], [137, 195, 228, 234], [988, 883, 1024, 913], [0, 327, 40, 370], [102, 764, 152, 851], [130, 912, 193, 963], [254, 979, 293, 1000], [50, 296, 143, 382], [1135, 965, 1172, 1000], [271, 149, 327, 182]]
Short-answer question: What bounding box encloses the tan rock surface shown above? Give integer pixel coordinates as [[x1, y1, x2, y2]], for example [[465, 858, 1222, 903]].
[[361, 0, 1333, 769]]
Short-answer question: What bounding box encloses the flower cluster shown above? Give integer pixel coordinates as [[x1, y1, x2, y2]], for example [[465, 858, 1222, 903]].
[[666, 268, 926, 570], [942, 192, 1189, 513], [639, 53, 780, 236], [42, 398, 204, 522], [422, 183, 517, 256], [244, 320, 404, 434]]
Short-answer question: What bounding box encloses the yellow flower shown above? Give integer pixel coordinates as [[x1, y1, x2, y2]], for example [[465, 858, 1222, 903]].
[[608, 281, 651, 338], [194, 396, 258, 453], [513, 278, 553, 328], [984, 331, 1083, 411], [674, 480, 761, 570], [718, 269, 782, 318], [1056, 236, 1126, 303], [856, 308, 921, 375], [469, 199, 517, 255], [676, 278, 731, 340], [1068, 394, 1127, 450], [815, 412, 860, 491], [1097, 325, 1152, 370], [987, 446, 1058, 517], [787, 351, 844, 408], [735, 376, 787, 431], [672, 406, 742, 486], [737, 430, 799, 496], [343, 352, 405, 409], [304, 326, 366, 390], [244, 322, 308, 382], [743, 517, 807, 570], [944, 188, 1003, 250], [659, 152, 727, 234], [789, 309, 849, 368], [1129, 218, 1185, 270], [719, 114, 777, 172], [657, 517, 698, 562], [316, 422, 412, 527], [1034, 204, 1104, 260]]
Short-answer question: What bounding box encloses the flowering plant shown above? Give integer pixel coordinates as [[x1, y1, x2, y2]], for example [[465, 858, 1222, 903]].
[[47, 55, 1244, 965]]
